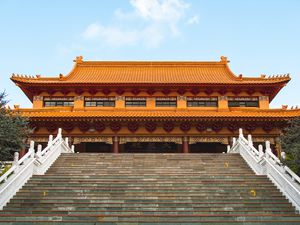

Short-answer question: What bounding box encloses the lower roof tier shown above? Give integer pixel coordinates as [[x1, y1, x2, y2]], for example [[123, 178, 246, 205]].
[[15, 108, 300, 120]]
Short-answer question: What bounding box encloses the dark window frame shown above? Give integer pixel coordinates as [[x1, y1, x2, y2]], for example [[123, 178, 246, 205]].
[[155, 97, 177, 107], [85, 97, 115, 107], [186, 97, 218, 107], [228, 97, 259, 107], [125, 97, 147, 107], [43, 97, 74, 107]]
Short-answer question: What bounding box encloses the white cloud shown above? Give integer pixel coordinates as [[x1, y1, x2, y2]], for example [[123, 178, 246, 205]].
[[187, 15, 199, 25], [82, 23, 139, 47], [81, 0, 199, 48], [130, 0, 189, 23]]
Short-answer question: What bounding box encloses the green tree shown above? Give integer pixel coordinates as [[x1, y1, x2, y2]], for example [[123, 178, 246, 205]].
[[280, 117, 300, 176], [0, 91, 30, 161]]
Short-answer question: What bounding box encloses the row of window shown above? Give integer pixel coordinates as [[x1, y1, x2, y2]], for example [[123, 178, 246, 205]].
[[43, 97, 260, 108]]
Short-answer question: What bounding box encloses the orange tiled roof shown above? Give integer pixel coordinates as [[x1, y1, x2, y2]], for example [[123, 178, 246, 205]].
[[11, 56, 290, 85], [16, 108, 300, 119]]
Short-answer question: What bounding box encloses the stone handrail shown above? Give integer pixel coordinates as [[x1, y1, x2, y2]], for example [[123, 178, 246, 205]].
[[228, 128, 300, 212], [0, 128, 74, 210]]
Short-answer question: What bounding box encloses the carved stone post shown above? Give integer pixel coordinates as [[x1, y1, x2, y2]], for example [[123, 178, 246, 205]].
[[13, 152, 19, 173], [182, 137, 189, 153], [35, 144, 42, 159], [48, 135, 53, 146], [112, 136, 119, 154]]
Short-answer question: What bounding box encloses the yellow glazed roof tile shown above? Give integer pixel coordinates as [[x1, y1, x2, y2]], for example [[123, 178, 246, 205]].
[[16, 108, 300, 119], [11, 56, 290, 85]]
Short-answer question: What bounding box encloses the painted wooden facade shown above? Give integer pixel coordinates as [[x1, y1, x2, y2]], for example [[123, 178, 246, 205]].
[[11, 56, 300, 153]]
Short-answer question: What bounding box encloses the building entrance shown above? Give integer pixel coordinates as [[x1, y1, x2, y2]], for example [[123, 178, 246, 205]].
[[190, 142, 226, 153], [76, 142, 111, 153], [121, 142, 180, 153]]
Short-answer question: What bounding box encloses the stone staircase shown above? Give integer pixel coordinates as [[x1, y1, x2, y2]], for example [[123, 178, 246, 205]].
[[1, 153, 300, 224]]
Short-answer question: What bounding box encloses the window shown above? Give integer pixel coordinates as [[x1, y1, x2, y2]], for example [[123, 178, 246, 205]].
[[125, 97, 146, 107], [187, 97, 218, 107], [156, 97, 177, 107], [228, 97, 259, 107], [44, 97, 74, 107], [85, 97, 115, 107]]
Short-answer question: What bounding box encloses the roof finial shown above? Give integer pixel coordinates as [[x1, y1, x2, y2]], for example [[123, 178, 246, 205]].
[[220, 56, 229, 63], [74, 56, 83, 63]]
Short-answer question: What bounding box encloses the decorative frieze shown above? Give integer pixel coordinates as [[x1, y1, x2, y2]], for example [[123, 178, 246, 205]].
[[218, 96, 228, 101], [128, 121, 139, 133], [177, 96, 187, 101], [163, 121, 175, 133], [259, 96, 269, 101], [180, 122, 191, 132], [119, 136, 182, 144], [33, 96, 43, 101], [145, 122, 157, 132], [252, 137, 275, 144], [74, 96, 84, 101], [189, 137, 228, 144], [110, 122, 121, 132], [73, 137, 112, 144], [116, 96, 125, 101]]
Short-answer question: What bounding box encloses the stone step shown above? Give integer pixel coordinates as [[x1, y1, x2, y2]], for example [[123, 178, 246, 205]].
[[16, 191, 282, 197], [3, 206, 296, 211], [1, 153, 298, 224], [1, 221, 300, 225], [0, 214, 300, 223], [0, 207, 295, 215], [7, 201, 293, 206]]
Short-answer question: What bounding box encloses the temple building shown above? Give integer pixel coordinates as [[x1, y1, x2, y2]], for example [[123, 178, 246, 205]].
[[11, 56, 300, 154]]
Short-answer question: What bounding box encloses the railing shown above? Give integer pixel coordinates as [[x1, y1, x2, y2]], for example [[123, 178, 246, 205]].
[[0, 128, 74, 210], [228, 128, 300, 212]]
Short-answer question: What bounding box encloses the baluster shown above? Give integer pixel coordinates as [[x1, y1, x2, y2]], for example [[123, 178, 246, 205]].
[[35, 144, 42, 158], [227, 145, 231, 153], [29, 141, 35, 158], [13, 152, 19, 173], [239, 128, 243, 138], [265, 141, 271, 158], [65, 137, 69, 147], [258, 144, 264, 158], [48, 135, 53, 146], [57, 128, 62, 139], [232, 137, 236, 146], [247, 134, 253, 146]]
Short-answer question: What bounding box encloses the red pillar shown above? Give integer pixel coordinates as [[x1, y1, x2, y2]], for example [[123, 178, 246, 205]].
[[182, 137, 189, 153], [112, 136, 119, 154]]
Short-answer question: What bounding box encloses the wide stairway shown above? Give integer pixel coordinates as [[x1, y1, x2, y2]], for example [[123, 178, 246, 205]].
[[1, 153, 300, 224]]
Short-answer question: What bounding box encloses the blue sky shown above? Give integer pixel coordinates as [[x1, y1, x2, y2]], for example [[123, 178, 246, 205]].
[[0, 0, 299, 108]]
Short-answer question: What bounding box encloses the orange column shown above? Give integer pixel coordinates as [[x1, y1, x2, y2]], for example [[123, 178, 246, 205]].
[[218, 96, 228, 111], [33, 96, 43, 108], [182, 137, 189, 153], [112, 136, 119, 154], [116, 96, 125, 108], [177, 96, 187, 109], [147, 97, 155, 109], [259, 96, 269, 109], [74, 96, 84, 111]]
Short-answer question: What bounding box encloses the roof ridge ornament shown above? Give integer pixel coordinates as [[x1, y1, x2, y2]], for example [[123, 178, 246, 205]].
[[220, 56, 230, 63], [74, 56, 83, 63]]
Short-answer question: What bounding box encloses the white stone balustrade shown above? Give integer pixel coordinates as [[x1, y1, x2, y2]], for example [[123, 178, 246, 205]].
[[0, 128, 74, 210], [228, 128, 300, 212]]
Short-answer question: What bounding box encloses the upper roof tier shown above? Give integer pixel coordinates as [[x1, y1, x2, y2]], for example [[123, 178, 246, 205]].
[[11, 56, 290, 85]]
